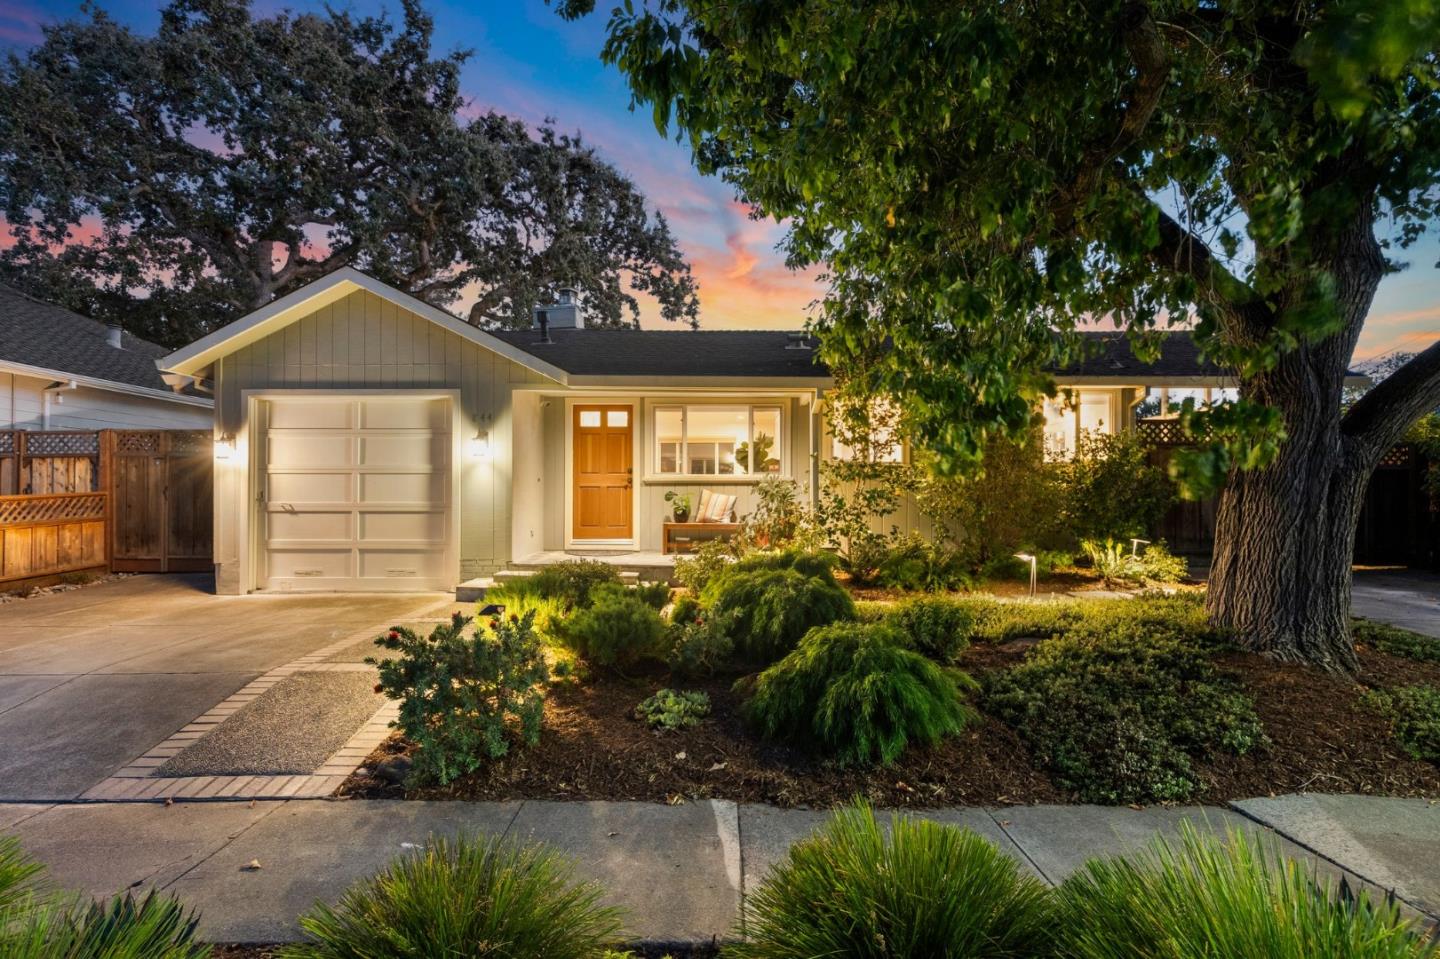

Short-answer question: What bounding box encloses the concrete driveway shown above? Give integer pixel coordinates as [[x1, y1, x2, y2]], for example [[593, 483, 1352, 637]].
[[1352, 569, 1440, 638], [0, 575, 447, 801]]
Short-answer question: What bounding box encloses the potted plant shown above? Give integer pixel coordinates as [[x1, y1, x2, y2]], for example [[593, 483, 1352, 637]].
[[664, 490, 692, 523]]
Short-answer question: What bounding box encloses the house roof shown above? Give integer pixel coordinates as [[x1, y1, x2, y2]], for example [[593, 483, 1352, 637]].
[[0, 285, 210, 401]]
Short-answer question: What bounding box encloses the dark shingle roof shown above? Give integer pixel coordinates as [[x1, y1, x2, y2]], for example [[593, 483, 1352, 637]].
[[0, 285, 180, 393], [488, 326, 1228, 380]]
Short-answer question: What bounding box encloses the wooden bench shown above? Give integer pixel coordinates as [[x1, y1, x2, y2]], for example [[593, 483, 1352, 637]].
[[662, 521, 741, 555]]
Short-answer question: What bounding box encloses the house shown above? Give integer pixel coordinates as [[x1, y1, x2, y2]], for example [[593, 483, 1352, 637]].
[[0, 285, 213, 431], [157, 268, 1236, 594]]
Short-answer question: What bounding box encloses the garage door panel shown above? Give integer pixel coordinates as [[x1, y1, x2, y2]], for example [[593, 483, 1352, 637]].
[[361, 398, 447, 430], [266, 510, 353, 542], [268, 400, 353, 430], [268, 472, 353, 505], [358, 549, 447, 580], [268, 433, 354, 468], [360, 510, 447, 542], [360, 434, 446, 467], [359, 471, 446, 505], [264, 549, 354, 581]]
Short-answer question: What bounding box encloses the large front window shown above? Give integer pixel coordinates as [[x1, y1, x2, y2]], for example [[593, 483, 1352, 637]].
[[1042, 389, 1118, 459], [653, 405, 783, 476]]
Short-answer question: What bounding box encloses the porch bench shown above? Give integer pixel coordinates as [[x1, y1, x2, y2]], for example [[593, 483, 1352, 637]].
[[662, 521, 741, 555]]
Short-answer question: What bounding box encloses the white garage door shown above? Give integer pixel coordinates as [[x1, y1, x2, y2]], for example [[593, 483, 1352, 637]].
[[257, 395, 455, 591]]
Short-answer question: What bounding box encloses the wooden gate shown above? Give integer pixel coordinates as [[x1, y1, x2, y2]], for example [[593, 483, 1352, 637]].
[[107, 431, 213, 573]]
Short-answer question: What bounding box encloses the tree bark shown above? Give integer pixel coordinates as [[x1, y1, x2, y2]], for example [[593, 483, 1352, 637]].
[[1206, 206, 1387, 673]]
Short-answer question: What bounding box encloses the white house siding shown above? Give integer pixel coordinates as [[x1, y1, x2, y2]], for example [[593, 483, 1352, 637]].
[[0, 371, 211, 430], [211, 288, 549, 593]]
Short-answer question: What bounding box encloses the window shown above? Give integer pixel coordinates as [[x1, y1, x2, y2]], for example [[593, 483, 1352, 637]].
[[830, 399, 905, 463], [1043, 389, 1118, 460], [652, 405, 783, 476]]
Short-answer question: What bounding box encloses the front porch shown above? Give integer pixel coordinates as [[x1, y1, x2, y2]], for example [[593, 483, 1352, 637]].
[[456, 550, 678, 602]]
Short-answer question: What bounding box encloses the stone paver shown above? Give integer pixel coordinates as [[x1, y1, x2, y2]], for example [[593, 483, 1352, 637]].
[[1233, 794, 1440, 917]]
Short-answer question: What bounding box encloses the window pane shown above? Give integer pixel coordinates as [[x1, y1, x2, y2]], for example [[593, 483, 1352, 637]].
[[578, 409, 601, 428], [1042, 397, 1076, 460], [687, 408, 748, 474], [688, 443, 717, 474], [1078, 392, 1110, 434], [750, 408, 781, 473], [655, 409, 682, 473], [606, 409, 629, 427]]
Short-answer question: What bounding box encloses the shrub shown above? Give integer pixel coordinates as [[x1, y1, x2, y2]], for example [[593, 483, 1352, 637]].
[[485, 592, 566, 646], [1363, 685, 1440, 764], [731, 803, 1051, 959], [1054, 823, 1433, 959], [556, 583, 667, 668], [666, 609, 735, 678], [672, 538, 741, 593], [883, 596, 974, 663], [874, 532, 973, 592], [961, 598, 1087, 643], [636, 689, 711, 730], [284, 833, 622, 959], [980, 548, 1074, 582], [721, 548, 840, 581], [488, 561, 623, 611], [1056, 428, 1175, 544], [1354, 619, 1440, 663], [633, 581, 672, 610], [961, 593, 1213, 646], [1081, 539, 1188, 586], [372, 611, 549, 786], [984, 625, 1263, 804], [742, 622, 976, 766], [702, 566, 855, 664]]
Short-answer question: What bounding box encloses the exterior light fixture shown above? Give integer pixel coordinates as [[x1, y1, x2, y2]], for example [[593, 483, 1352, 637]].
[[1013, 552, 1038, 597], [468, 428, 491, 460], [479, 603, 506, 617], [1130, 538, 1151, 558], [214, 431, 236, 459]]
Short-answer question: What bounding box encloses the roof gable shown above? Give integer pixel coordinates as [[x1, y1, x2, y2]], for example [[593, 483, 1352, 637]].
[[159, 269, 568, 383]]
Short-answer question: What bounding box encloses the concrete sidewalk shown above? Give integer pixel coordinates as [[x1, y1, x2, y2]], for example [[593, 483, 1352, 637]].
[[1, 795, 1436, 946]]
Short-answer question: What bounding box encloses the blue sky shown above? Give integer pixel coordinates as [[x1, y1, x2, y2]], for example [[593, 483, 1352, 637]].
[[1, 0, 1436, 360]]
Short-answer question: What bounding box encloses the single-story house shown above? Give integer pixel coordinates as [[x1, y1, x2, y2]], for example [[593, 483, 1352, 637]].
[[157, 268, 1236, 594], [0, 284, 213, 431]]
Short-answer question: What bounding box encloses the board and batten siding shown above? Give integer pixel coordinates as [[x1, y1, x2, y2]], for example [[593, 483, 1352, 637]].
[[0, 371, 211, 431], [212, 288, 548, 593]]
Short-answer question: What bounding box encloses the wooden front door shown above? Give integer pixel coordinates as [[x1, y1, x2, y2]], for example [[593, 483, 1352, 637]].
[[572, 405, 633, 540]]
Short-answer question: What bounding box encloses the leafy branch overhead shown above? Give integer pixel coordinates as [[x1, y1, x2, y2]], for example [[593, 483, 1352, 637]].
[[0, 0, 699, 346]]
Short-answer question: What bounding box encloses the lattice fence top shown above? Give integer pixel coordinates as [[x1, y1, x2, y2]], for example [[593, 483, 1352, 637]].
[[113, 431, 162, 454], [0, 432, 14, 455], [1379, 444, 1415, 469], [1135, 418, 1187, 447], [0, 492, 106, 527], [24, 431, 99, 456], [167, 431, 213, 456]]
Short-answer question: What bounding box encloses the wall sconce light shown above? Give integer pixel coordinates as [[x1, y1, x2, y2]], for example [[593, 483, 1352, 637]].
[[214, 431, 236, 459], [1013, 552, 1038, 597], [468, 413, 494, 460]]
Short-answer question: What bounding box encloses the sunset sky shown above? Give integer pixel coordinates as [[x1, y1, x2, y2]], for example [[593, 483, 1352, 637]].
[[2, 0, 1436, 362]]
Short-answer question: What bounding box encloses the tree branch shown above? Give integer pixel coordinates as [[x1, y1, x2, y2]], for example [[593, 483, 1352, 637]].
[[1341, 337, 1440, 456], [1148, 200, 1265, 318]]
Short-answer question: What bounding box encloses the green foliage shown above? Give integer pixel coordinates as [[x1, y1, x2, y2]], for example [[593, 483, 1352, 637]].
[[1081, 539, 1187, 587], [633, 581, 672, 610], [742, 622, 976, 766], [284, 833, 623, 959], [1354, 618, 1440, 663], [961, 599, 1087, 644], [702, 565, 855, 664], [961, 593, 1213, 645], [731, 803, 1052, 959], [985, 621, 1262, 803], [1054, 823, 1435, 959], [980, 549, 1074, 583], [666, 609, 736, 678], [662, 490, 692, 516], [1364, 685, 1440, 764], [522, 561, 624, 610], [372, 611, 549, 786], [556, 583, 668, 668], [1, 2, 698, 345], [1, 835, 208, 959], [722, 548, 840, 581], [740, 477, 823, 551], [873, 532, 973, 592], [486, 592, 567, 647], [636, 689, 711, 731], [882, 596, 974, 663], [672, 538, 742, 594], [1057, 430, 1174, 544]]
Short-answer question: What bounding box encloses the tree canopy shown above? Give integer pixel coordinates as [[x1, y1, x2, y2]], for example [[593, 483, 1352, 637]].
[[562, 0, 1440, 482], [0, 0, 699, 346]]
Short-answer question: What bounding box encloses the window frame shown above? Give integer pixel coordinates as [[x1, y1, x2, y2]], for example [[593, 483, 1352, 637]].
[[650, 403, 786, 479]]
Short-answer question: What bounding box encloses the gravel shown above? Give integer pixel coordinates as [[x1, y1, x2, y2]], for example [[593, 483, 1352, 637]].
[[160, 672, 383, 777]]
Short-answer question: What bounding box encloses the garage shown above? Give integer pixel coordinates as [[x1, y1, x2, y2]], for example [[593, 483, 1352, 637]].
[[255, 394, 456, 591]]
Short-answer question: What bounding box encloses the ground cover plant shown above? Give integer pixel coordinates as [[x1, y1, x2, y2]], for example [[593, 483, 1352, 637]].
[[636, 689, 711, 731], [1355, 619, 1440, 664], [371, 610, 549, 786], [283, 833, 622, 959], [742, 621, 976, 766], [1364, 685, 1440, 765]]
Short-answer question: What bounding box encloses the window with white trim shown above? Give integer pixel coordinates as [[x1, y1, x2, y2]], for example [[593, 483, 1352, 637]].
[[1042, 389, 1119, 460], [829, 398, 906, 463], [653, 405, 783, 476]]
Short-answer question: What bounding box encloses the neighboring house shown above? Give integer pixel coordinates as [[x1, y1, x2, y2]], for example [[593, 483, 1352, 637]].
[[158, 268, 1236, 594], [0, 285, 213, 431]]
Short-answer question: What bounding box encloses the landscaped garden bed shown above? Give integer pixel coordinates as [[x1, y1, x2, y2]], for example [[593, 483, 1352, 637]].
[[340, 551, 1440, 809]]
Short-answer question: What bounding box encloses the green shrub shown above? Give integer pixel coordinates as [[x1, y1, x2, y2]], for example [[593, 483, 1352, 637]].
[[723, 548, 840, 581], [1081, 539, 1188, 586], [980, 548, 1074, 582], [556, 583, 667, 668], [702, 566, 855, 664], [1056, 429, 1175, 545], [1131, 541, 1188, 584], [731, 803, 1051, 959], [633, 581, 672, 610], [0, 835, 208, 959], [284, 833, 622, 959], [488, 561, 623, 611], [485, 592, 566, 646], [883, 596, 974, 663], [1354, 619, 1440, 663], [961, 593, 1213, 646], [672, 538, 741, 593], [372, 611, 548, 786], [742, 622, 976, 766], [666, 609, 735, 678], [1363, 685, 1440, 764], [874, 533, 973, 592], [1054, 822, 1433, 959], [636, 689, 711, 730], [668, 594, 702, 625], [961, 598, 1087, 643], [853, 599, 891, 623], [984, 626, 1263, 804]]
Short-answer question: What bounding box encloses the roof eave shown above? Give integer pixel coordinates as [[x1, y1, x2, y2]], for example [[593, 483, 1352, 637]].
[[0, 359, 214, 407]]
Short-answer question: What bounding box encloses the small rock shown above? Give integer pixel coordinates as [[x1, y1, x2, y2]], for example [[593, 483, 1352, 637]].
[[373, 756, 412, 784], [243, 859, 262, 871]]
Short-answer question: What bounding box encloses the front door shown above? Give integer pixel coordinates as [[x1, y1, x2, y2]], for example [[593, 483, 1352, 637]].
[[572, 404, 633, 541]]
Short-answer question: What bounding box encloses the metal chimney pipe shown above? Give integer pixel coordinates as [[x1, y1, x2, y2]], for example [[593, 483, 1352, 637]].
[[537, 310, 552, 344], [106, 321, 123, 350]]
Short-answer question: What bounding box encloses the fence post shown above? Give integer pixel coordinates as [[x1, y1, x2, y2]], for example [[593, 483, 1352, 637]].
[[100, 430, 114, 572], [15, 429, 26, 495]]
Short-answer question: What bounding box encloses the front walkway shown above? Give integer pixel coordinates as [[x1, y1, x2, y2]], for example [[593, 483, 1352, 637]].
[[0, 795, 1435, 945]]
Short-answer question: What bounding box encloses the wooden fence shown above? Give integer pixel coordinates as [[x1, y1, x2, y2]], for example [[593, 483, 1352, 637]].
[[0, 429, 212, 590]]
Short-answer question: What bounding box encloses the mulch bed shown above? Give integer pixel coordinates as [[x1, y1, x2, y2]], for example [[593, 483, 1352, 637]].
[[341, 633, 1440, 809]]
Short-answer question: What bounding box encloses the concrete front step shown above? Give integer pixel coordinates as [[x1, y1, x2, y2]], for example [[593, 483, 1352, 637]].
[[455, 569, 645, 602]]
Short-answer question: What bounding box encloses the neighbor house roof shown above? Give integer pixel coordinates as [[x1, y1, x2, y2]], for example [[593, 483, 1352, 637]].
[[0, 285, 211, 403]]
